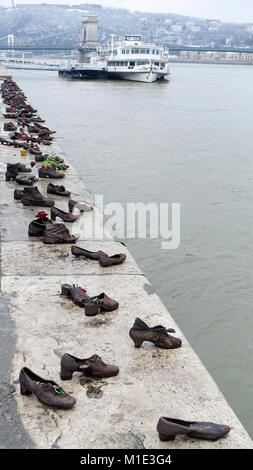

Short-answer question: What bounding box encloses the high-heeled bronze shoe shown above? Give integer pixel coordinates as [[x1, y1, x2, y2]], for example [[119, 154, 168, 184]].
[[129, 317, 182, 349], [60, 353, 119, 380], [19, 367, 76, 409], [51, 207, 78, 222]]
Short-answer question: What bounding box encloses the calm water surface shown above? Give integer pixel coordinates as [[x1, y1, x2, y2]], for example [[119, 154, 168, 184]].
[[13, 64, 253, 437]]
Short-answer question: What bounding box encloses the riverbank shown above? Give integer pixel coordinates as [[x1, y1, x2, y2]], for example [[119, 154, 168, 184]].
[[0, 75, 252, 449]]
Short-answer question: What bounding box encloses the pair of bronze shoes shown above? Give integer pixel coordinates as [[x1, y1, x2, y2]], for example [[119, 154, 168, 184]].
[[71, 245, 126, 268], [19, 353, 118, 409], [61, 284, 119, 316]]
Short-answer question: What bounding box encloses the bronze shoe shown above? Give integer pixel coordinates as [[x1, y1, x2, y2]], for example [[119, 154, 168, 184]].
[[99, 253, 126, 267], [51, 207, 78, 222], [89, 292, 119, 312], [19, 367, 76, 409], [61, 283, 89, 307], [14, 189, 24, 200], [69, 199, 93, 213], [39, 167, 65, 179], [28, 212, 53, 236], [157, 417, 230, 441], [42, 224, 79, 244], [60, 353, 119, 380], [129, 317, 182, 349], [71, 245, 107, 260], [47, 183, 71, 197], [22, 186, 55, 207], [15, 175, 35, 186]]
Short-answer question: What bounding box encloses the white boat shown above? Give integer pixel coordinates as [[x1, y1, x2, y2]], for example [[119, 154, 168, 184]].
[[104, 35, 170, 83]]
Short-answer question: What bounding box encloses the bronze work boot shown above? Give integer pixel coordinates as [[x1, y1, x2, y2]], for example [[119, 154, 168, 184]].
[[14, 189, 24, 200], [129, 317, 182, 349], [42, 224, 79, 244], [61, 284, 89, 307], [71, 245, 107, 260], [47, 183, 71, 197], [19, 367, 76, 409], [51, 207, 78, 222], [157, 417, 230, 442], [22, 186, 55, 207], [39, 167, 65, 179], [60, 353, 119, 380]]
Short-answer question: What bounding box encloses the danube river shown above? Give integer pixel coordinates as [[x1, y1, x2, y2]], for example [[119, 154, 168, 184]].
[[13, 63, 253, 437]]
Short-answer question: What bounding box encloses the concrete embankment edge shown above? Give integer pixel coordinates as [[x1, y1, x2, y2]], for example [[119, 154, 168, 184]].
[[0, 75, 252, 449]]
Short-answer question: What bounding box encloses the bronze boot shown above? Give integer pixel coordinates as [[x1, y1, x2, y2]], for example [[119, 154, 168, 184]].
[[129, 317, 182, 349], [22, 186, 55, 207]]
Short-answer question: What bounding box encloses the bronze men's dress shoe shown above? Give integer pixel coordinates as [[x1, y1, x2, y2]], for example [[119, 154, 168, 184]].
[[47, 183, 71, 197], [42, 224, 79, 244], [60, 353, 119, 380], [129, 317, 182, 349], [15, 175, 35, 186], [88, 292, 119, 312], [157, 417, 230, 441], [19, 367, 76, 409]]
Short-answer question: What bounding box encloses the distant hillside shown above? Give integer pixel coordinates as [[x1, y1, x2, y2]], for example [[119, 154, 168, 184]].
[[1, 3, 253, 49]]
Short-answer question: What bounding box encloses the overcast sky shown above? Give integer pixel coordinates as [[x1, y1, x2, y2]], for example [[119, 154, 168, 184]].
[[1, 1, 253, 24]]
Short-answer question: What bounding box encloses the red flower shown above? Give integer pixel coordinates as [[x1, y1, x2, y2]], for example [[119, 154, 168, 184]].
[[30, 161, 36, 168], [33, 177, 39, 182], [78, 287, 87, 294], [36, 211, 48, 219]]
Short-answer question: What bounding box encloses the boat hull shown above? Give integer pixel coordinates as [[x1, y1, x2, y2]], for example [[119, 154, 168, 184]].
[[107, 70, 169, 83]]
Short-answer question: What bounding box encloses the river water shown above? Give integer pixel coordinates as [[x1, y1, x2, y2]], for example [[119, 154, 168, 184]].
[[13, 64, 253, 438]]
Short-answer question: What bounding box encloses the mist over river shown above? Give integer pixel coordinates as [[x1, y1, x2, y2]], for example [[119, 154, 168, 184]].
[[13, 63, 253, 437]]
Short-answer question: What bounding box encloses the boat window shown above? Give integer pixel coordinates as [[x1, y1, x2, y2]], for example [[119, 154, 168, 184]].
[[154, 62, 159, 66], [129, 61, 135, 66], [126, 49, 130, 54], [137, 61, 147, 65], [145, 49, 150, 54], [122, 50, 125, 54], [132, 49, 140, 54], [156, 50, 159, 54]]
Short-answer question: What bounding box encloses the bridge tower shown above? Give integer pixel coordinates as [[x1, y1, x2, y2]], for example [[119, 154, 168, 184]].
[[79, 16, 99, 64]]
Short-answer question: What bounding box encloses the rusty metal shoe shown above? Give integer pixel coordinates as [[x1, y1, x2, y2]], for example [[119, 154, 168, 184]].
[[60, 353, 119, 380], [129, 317, 182, 349], [99, 253, 127, 267], [22, 186, 55, 207], [61, 284, 89, 307], [71, 245, 107, 260], [39, 167, 65, 178], [89, 292, 119, 312], [47, 183, 71, 197], [42, 223, 79, 244], [51, 207, 78, 222], [19, 367, 76, 409], [157, 417, 230, 441]]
